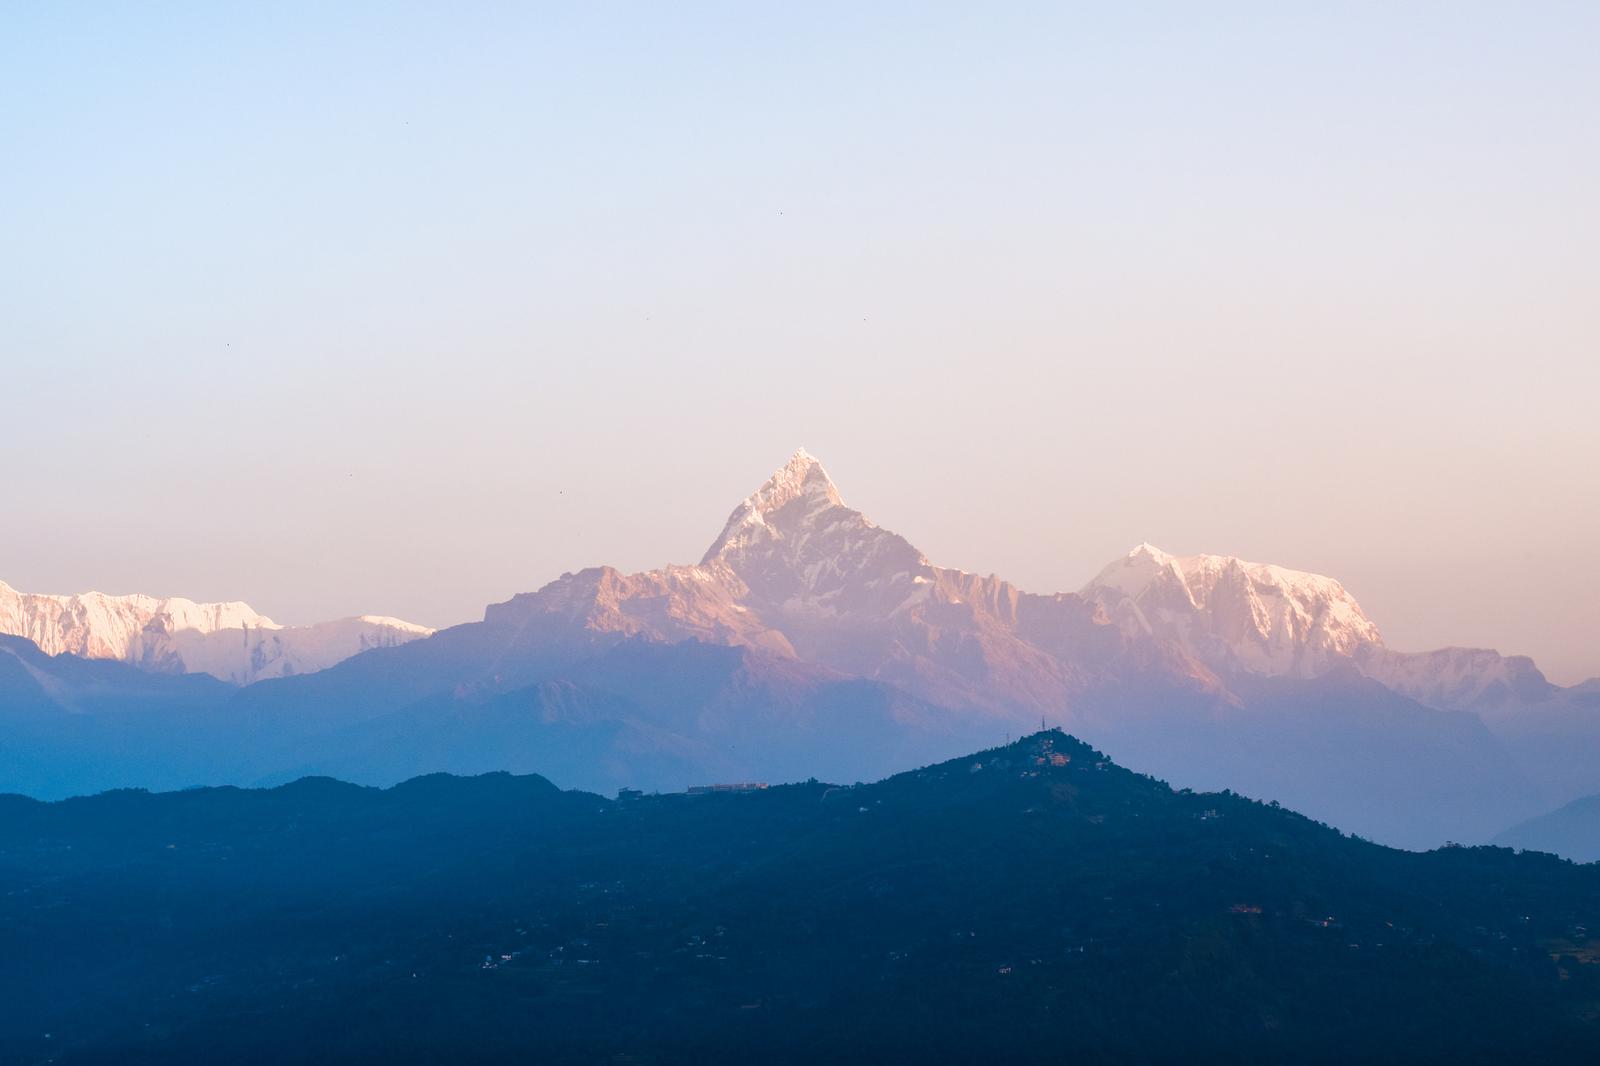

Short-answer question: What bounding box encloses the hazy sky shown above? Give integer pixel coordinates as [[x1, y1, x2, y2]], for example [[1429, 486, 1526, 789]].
[[3, 3, 1596, 683]]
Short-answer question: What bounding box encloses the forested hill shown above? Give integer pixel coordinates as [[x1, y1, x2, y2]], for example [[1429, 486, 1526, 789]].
[[3, 732, 1599, 1064]]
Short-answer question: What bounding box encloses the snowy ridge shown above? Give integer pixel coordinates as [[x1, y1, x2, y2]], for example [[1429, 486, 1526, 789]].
[[701, 448, 847, 565], [1357, 645, 1560, 715], [0, 580, 432, 685], [1081, 544, 1383, 678], [1077, 543, 1576, 715]]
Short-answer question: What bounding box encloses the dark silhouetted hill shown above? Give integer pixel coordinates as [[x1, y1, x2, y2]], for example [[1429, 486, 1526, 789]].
[[2, 732, 1598, 1064]]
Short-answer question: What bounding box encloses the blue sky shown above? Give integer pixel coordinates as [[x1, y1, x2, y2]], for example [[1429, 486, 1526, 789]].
[[3, 3, 1597, 681]]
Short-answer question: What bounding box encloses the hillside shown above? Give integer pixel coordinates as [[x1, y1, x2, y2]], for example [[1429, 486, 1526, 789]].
[[3, 733, 1598, 1063], [1498, 794, 1600, 863]]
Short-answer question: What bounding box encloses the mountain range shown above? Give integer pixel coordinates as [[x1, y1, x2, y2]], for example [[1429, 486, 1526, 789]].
[[0, 580, 431, 684], [2, 450, 1595, 851]]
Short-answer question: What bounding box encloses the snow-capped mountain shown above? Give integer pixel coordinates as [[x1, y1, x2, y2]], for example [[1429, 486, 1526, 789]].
[[488, 450, 1590, 724], [0, 581, 432, 685], [1077, 543, 1580, 717], [1081, 543, 1383, 679], [1355, 646, 1563, 716], [488, 450, 1215, 717]]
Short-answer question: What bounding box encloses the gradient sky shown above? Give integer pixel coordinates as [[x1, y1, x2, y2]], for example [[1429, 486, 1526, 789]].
[[3, 3, 1597, 683]]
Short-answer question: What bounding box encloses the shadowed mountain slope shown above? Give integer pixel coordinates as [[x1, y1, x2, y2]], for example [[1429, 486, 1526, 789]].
[[1497, 792, 1600, 863]]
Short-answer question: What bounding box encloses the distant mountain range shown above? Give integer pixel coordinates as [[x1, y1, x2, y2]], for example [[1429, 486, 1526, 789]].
[[4, 732, 1598, 1063], [479, 449, 1595, 722], [1497, 792, 1600, 862], [1, 450, 1596, 851], [0, 580, 431, 684]]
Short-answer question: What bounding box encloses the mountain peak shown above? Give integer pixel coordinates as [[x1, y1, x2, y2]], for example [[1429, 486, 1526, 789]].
[[1129, 542, 1173, 563], [1082, 543, 1185, 598], [760, 448, 841, 509], [700, 449, 845, 564]]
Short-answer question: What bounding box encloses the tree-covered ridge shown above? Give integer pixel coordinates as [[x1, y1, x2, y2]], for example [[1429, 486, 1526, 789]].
[[3, 733, 1598, 1063]]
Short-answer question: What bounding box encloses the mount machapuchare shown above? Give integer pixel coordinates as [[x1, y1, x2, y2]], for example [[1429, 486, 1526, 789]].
[[2, 451, 1594, 851]]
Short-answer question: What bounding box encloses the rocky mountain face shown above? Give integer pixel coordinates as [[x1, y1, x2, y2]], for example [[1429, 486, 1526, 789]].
[[0, 581, 431, 684]]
